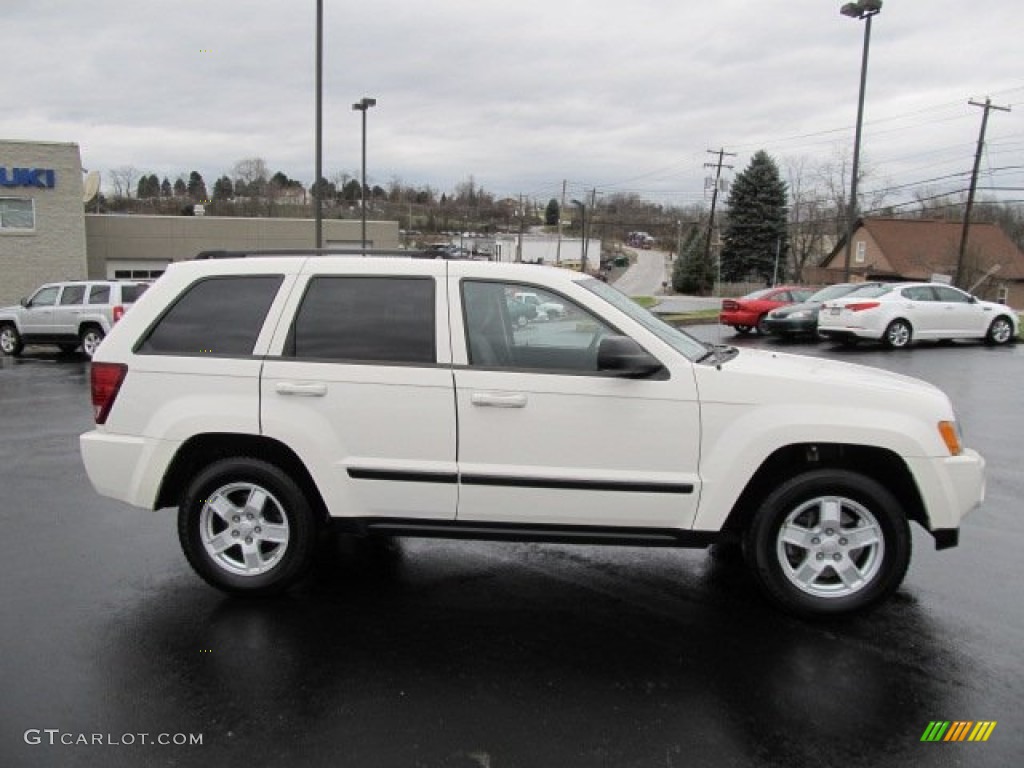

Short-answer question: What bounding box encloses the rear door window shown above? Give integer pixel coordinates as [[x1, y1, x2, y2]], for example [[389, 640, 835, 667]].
[[287, 276, 436, 364], [137, 276, 283, 356]]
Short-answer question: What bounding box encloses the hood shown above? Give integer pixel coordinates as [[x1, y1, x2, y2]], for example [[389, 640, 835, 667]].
[[695, 347, 951, 414]]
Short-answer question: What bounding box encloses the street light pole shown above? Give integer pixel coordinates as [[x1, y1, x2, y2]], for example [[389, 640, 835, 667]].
[[571, 199, 586, 273], [840, 0, 882, 281], [352, 96, 377, 248], [314, 0, 323, 248]]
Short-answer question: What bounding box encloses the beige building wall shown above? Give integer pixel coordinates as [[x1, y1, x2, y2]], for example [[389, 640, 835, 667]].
[[85, 215, 399, 278], [0, 140, 87, 305]]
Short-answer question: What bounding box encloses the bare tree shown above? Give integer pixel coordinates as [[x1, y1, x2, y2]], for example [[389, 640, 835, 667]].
[[108, 165, 140, 199]]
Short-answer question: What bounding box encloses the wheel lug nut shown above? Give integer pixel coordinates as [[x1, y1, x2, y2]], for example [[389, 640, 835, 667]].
[[826, 528, 834, 536], [833, 553, 842, 562], [247, 514, 254, 520], [816, 553, 825, 561], [811, 537, 820, 545], [232, 516, 240, 523], [255, 527, 262, 534], [839, 538, 848, 546], [232, 530, 240, 538], [245, 536, 253, 544]]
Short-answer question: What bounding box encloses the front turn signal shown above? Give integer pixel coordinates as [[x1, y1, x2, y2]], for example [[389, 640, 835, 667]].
[[938, 421, 963, 456]]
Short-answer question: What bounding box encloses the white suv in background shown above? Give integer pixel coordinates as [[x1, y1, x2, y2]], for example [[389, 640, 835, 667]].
[[0, 280, 149, 358], [80, 252, 986, 617]]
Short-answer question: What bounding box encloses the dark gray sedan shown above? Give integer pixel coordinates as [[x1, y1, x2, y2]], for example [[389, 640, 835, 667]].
[[762, 282, 883, 337]]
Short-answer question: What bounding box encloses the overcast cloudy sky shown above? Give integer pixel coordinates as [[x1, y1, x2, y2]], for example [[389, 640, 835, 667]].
[[4, 0, 1020, 210]]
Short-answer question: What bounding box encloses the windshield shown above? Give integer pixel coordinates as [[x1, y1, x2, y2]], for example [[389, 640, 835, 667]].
[[579, 278, 709, 361]]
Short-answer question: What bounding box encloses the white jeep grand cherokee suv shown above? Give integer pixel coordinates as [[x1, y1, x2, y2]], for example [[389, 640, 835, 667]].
[[79, 252, 986, 616]]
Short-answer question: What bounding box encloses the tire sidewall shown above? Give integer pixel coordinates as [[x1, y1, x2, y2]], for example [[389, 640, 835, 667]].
[[743, 469, 911, 617], [178, 457, 317, 594]]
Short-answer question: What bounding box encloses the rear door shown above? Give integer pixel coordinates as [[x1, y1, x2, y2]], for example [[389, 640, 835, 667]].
[[261, 259, 457, 521], [54, 284, 87, 336]]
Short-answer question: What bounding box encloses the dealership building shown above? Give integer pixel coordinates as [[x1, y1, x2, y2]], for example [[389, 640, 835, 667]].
[[1, 139, 398, 306]]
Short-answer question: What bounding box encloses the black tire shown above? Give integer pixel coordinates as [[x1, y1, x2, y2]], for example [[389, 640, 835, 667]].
[[0, 323, 24, 356], [58, 343, 79, 354], [756, 315, 771, 335], [733, 325, 752, 335], [743, 469, 911, 617], [985, 316, 1014, 346], [882, 319, 912, 349], [178, 457, 319, 595], [79, 325, 105, 359]]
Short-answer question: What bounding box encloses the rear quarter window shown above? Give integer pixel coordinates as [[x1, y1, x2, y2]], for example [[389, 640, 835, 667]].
[[136, 275, 283, 356], [120, 284, 149, 303]]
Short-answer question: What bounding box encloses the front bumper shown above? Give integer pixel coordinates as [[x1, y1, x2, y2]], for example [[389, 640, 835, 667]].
[[907, 448, 986, 548]]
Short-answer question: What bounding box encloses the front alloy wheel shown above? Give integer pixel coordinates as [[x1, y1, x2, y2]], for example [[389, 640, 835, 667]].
[[986, 316, 1014, 345], [0, 324, 24, 356], [744, 469, 910, 616], [179, 458, 318, 594]]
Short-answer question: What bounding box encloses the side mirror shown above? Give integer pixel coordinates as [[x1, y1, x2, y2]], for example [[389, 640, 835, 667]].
[[19, 297, 29, 308], [597, 336, 664, 378]]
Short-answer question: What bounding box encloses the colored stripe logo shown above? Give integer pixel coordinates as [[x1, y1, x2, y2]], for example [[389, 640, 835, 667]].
[[921, 721, 997, 742]]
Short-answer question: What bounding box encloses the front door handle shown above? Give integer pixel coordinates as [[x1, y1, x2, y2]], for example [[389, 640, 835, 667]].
[[275, 382, 327, 397], [471, 392, 528, 408]]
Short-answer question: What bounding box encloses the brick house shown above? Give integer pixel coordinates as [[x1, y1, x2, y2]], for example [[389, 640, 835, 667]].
[[810, 218, 1024, 307]]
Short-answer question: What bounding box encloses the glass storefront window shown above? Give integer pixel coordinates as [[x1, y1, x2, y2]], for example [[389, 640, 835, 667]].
[[0, 198, 35, 230]]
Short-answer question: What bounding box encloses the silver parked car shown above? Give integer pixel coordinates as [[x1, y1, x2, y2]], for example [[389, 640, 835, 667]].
[[0, 280, 150, 358]]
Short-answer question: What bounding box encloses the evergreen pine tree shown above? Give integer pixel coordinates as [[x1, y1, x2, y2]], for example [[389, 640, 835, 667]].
[[720, 151, 789, 283]]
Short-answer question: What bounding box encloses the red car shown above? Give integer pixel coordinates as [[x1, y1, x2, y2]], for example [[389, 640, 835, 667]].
[[720, 286, 813, 335]]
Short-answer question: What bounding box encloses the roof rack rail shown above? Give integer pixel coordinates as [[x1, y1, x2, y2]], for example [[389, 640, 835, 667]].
[[193, 248, 459, 260]]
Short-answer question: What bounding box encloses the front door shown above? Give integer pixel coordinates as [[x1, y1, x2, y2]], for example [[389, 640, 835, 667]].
[[20, 285, 60, 336], [451, 278, 701, 530]]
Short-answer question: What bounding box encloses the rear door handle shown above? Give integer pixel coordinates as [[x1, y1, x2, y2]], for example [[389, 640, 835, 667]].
[[275, 382, 327, 397], [471, 392, 528, 408]]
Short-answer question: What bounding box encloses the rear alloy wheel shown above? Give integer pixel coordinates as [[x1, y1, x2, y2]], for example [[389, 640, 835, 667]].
[[0, 323, 24, 356], [883, 319, 912, 349], [756, 315, 771, 335], [80, 326, 105, 359], [179, 457, 318, 594], [744, 469, 911, 617], [986, 316, 1014, 345]]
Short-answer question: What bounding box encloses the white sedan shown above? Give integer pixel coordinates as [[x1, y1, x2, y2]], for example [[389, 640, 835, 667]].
[[818, 282, 1018, 348]]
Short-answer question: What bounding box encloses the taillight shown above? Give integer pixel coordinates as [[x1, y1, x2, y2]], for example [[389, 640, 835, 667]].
[[845, 301, 881, 312], [91, 362, 127, 424], [722, 300, 739, 310], [112, 305, 125, 323]]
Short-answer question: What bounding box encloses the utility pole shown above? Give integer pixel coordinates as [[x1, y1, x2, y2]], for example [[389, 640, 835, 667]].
[[516, 193, 525, 262], [956, 97, 1011, 288], [555, 179, 566, 266], [703, 148, 735, 295]]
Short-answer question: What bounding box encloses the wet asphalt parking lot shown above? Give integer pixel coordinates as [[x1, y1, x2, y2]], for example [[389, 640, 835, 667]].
[[1, 329, 1022, 768]]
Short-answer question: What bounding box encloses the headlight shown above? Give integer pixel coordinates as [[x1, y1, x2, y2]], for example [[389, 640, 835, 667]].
[[789, 310, 810, 319]]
